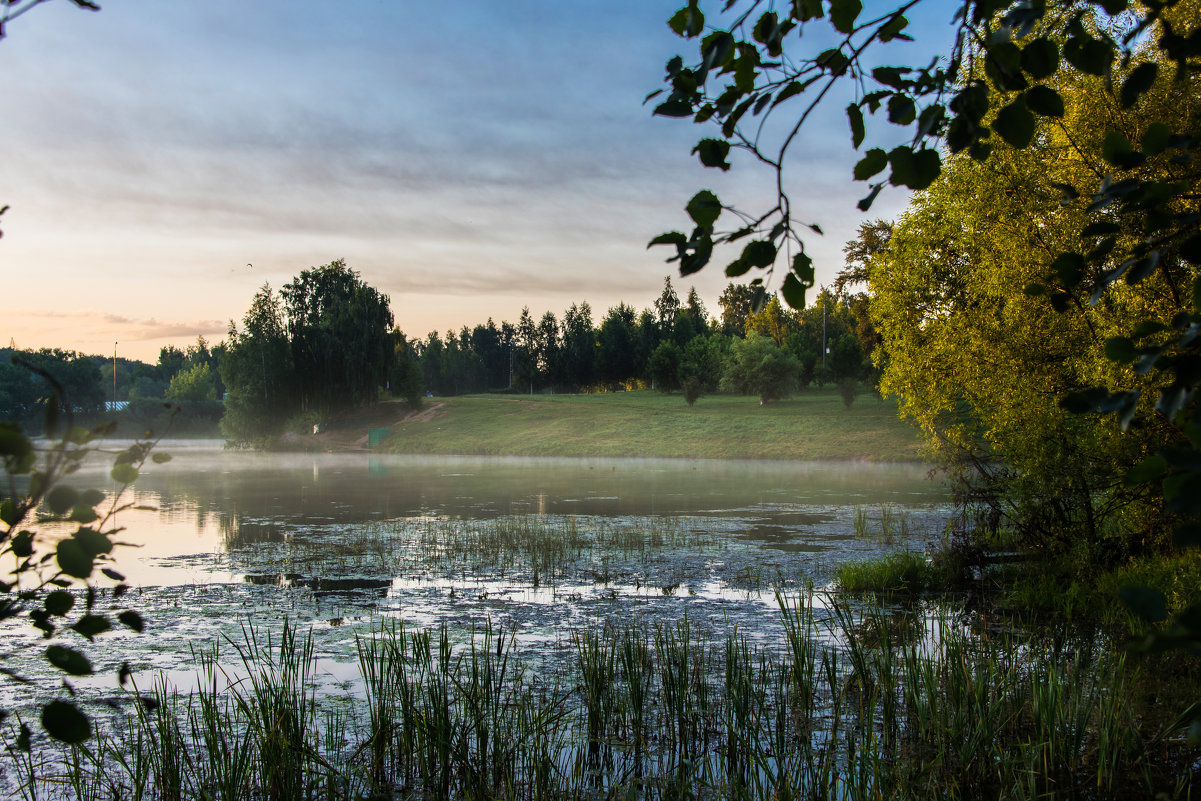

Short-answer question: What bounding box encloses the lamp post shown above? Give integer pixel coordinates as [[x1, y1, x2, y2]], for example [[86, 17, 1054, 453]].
[[113, 341, 118, 409]]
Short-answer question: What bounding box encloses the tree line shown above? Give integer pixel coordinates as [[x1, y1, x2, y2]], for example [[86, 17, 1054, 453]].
[[413, 276, 875, 404], [1, 264, 881, 444]]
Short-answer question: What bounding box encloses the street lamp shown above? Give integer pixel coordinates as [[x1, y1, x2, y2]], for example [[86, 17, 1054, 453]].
[[113, 341, 118, 409]]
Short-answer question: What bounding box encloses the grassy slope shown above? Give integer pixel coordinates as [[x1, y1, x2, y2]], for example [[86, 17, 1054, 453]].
[[378, 390, 925, 461]]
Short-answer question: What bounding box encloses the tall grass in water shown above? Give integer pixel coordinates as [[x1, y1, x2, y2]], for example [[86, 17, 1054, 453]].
[[6, 598, 1194, 800]]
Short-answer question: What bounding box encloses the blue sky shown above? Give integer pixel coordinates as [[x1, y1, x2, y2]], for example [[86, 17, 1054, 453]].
[[3, 0, 955, 362]]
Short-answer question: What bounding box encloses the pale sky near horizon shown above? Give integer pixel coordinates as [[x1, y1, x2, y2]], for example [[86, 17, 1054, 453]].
[[2, 0, 954, 363]]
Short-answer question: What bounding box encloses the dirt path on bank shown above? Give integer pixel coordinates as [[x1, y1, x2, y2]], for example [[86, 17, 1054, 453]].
[[279, 401, 446, 451]]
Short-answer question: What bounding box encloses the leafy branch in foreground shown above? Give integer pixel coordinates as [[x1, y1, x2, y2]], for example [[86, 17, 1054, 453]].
[[649, 0, 1198, 311], [1, 360, 169, 745], [648, 0, 1199, 736]]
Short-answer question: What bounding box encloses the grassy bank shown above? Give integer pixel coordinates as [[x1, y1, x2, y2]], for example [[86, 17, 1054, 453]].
[[376, 390, 924, 461]]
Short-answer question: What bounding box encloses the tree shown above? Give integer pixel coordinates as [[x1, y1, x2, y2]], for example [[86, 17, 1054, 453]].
[[515, 307, 538, 394], [654, 275, 681, 333], [165, 361, 218, 402], [648, 341, 684, 393], [868, 58, 1193, 562], [718, 282, 757, 336], [562, 302, 597, 391], [390, 331, 424, 407], [219, 284, 295, 445], [596, 304, 638, 388], [281, 259, 394, 415], [649, 0, 1199, 317], [722, 331, 801, 403]]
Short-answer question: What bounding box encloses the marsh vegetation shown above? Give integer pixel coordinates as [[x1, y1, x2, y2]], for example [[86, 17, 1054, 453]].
[[0, 450, 1194, 799]]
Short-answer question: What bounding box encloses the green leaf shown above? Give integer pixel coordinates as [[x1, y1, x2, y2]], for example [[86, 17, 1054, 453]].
[[725, 258, 751, 278], [0, 423, 34, 469], [1119, 585, 1168, 622], [41, 700, 90, 744], [1101, 130, 1134, 166], [792, 252, 815, 285], [877, 12, 908, 41], [753, 11, 779, 46], [0, 500, 16, 527], [1141, 122, 1171, 155], [741, 240, 776, 269], [887, 94, 915, 125], [45, 487, 79, 516], [887, 147, 940, 190], [150, 453, 172, 465], [827, 0, 861, 34], [992, 98, 1035, 148], [73, 614, 111, 641], [44, 590, 74, 616], [1025, 85, 1063, 118], [1130, 320, 1167, 339], [117, 610, 145, 633], [56, 540, 93, 580], [780, 273, 808, 309], [110, 463, 139, 485], [79, 488, 105, 507], [1120, 62, 1158, 107], [74, 529, 113, 558], [648, 231, 688, 249], [792, 0, 824, 22], [846, 104, 865, 149], [691, 138, 731, 171], [1104, 336, 1135, 364], [1052, 252, 1084, 286], [12, 530, 34, 558], [685, 190, 722, 227], [69, 505, 98, 525], [1063, 33, 1113, 76], [1126, 455, 1167, 485], [46, 645, 93, 676], [985, 41, 1026, 91], [1020, 37, 1059, 79], [654, 97, 694, 118], [853, 148, 888, 180], [668, 3, 704, 37]]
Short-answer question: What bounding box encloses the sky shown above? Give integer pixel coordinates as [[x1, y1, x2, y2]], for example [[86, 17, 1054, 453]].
[[2, 0, 956, 363]]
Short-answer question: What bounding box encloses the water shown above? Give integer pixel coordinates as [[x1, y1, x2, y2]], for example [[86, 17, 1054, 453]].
[[2, 442, 951, 711]]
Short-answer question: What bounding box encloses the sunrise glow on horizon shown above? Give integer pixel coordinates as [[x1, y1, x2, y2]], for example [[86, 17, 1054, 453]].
[[3, 0, 949, 363]]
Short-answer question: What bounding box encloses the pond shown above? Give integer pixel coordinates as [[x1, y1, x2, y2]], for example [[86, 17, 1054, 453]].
[[6, 444, 950, 696], [5, 444, 1189, 800]]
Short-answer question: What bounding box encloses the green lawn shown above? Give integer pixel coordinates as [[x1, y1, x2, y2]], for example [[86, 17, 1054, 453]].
[[377, 389, 926, 461]]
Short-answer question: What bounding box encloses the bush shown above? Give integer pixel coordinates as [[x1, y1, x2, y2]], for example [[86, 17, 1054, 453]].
[[836, 551, 945, 595]]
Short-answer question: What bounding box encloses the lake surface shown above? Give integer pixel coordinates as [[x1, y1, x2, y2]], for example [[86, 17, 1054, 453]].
[[5, 443, 952, 707]]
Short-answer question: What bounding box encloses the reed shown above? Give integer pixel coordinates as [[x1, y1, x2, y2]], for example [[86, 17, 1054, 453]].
[[4, 598, 1192, 800]]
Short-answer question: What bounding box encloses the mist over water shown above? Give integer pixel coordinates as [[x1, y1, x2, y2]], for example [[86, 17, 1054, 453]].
[[5, 443, 952, 708]]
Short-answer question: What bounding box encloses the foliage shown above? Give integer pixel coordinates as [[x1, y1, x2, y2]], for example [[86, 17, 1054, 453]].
[[281, 259, 394, 416], [649, 0, 1199, 309], [220, 284, 294, 446], [648, 341, 684, 393], [390, 332, 424, 408], [721, 331, 801, 403], [0, 367, 158, 745], [836, 551, 944, 594], [869, 51, 1192, 565], [165, 361, 218, 403], [648, 0, 1200, 697], [0, 350, 104, 426]]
